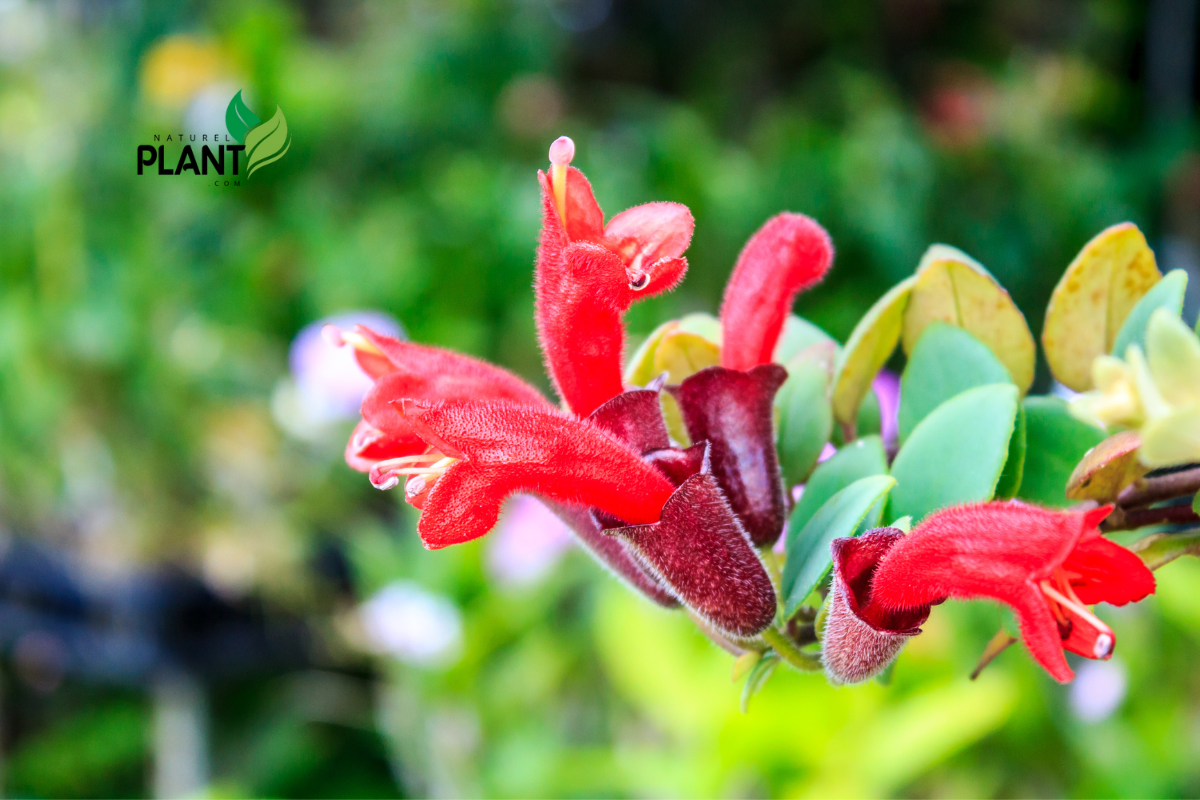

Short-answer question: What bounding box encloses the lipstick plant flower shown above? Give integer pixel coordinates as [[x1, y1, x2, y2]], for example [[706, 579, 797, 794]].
[[324, 140, 1192, 701]]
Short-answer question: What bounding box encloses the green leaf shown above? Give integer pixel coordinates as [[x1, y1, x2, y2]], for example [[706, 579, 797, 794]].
[[888, 384, 1019, 522], [625, 320, 677, 386], [1018, 396, 1106, 507], [1131, 530, 1200, 571], [244, 106, 292, 179], [857, 386, 882, 438], [224, 89, 261, 144], [1194, 491, 1200, 516], [740, 650, 780, 713], [782, 474, 897, 618], [902, 245, 1036, 392], [832, 277, 915, 426], [994, 402, 1026, 500], [774, 314, 837, 364], [789, 435, 889, 535], [898, 322, 1012, 443], [1043, 222, 1160, 391], [776, 358, 834, 488], [1113, 269, 1188, 358], [676, 312, 722, 345]]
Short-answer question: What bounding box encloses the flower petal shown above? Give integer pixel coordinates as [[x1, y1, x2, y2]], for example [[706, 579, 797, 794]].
[[607, 473, 776, 638], [669, 364, 788, 547], [345, 420, 421, 471], [720, 213, 834, 371], [823, 529, 929, 685], [602, 202, 694, 293], [1064, 532, 1156, 606], [586, 389, 671, 455], [544, 500, 678, 608], [356, 328, 548, 408], [402, 400, 676, 548]]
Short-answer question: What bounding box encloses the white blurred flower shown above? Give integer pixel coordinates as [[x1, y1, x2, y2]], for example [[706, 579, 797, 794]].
[[486, 495, 574, 587], [359, 582, 463, 668], [272, 311, 402, 440], [0, 0, 48, 65], [1069, 659, 1127, 722]]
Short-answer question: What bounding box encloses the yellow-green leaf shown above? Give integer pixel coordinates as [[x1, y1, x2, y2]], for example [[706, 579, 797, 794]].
[[1043, 223, 1160, 391], [624, 320, 678, 386], [901, 245, 1036, 392], [832, 277, 916, 426], [1065, 430, 1146, 501], [653, 329, 721, 383]]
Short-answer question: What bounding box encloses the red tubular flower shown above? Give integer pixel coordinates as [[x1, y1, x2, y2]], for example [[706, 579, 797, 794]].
[[865, 501, 1156, 683], [669, 364, 788, 547], [330, 325, 550, 478], [394, 399, 676, 549], [823, 529, 930, 685], [719, 213, 834, 371], [536, 137, 694, 416]]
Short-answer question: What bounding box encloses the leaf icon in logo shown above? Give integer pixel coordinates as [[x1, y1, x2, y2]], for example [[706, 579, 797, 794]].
[[243, 106, 291, 179], [225, 90, 261, 144]]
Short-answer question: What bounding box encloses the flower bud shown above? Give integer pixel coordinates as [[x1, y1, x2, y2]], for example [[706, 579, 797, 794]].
[[822, 529, 929, 685]]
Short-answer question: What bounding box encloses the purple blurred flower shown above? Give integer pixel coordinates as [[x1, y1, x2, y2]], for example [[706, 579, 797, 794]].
[[289, 311, 403, 424], [1069, 659, 1127, 722], [873, 369, 900, 449], [359, 581, 462, 667], [486, 495, 575, 587]]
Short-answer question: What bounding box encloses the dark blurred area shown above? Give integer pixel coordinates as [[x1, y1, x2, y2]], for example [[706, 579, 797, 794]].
[[0, 0, 1197, 796]]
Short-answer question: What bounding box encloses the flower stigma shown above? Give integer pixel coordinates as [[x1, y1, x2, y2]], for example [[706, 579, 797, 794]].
[[322, 324, 384, 356], [548, 135, 575, 227]]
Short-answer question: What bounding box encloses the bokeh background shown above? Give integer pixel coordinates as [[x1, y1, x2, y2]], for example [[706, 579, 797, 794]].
[[1, 0, 1199, 796]]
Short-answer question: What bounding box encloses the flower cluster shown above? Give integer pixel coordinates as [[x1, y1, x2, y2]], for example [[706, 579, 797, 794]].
[[329, 137, 1167, 692]]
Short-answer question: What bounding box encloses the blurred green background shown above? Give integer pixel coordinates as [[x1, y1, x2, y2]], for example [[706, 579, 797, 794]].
[[1, 0, 1199, 796]]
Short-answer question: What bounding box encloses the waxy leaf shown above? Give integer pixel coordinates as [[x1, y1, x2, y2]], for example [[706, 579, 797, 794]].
[[772, 355, 830, 489], [653, 329, 721, 383], [994, 403, 1026, 500], [898, 322, 1012, 443], [676, 312, 722, 345], [1017, 396, 1106, 507], [1043, 223, 1160, 391], [782, 474, 897, 618], [1065, 430, 1145, 501], [888, 384, 1020, 522], [625, 320, 677, 387], [833, 277, 916, 426], [790, 435, 889, 535], [1131, 530, 1200, 571], [902, 245, 1036, 392], [740, 650, 780, 713], [244, 106, 291, 178], [776, 356, 834, 488], [1112, 269, 1188, 358], [774, 314, 838, 365]]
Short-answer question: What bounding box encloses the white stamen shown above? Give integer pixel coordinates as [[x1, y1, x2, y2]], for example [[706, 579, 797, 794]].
[[376, 475, 400, 491], [1040, 581, 1115, 645], [322, 324, 346, 347], [1093, 633, 1114, 658]]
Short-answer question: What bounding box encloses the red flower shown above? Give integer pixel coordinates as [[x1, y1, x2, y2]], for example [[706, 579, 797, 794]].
[[328, 325, 550, 479], [397, 397, 775, 637], [850, 502, 1155, 683], [719, 212, 833, 371], [536, 136, 694, 416]]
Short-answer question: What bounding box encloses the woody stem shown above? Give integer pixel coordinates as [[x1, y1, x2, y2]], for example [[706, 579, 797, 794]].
[[761, 626, 822, 672], [1118, 466, 1200, 509], [1102, 504, 1200, 531]]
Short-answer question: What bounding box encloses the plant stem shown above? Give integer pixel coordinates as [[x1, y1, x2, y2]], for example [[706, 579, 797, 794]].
[[761, 626, 823, 672], [1118, 466, 1200, 509], [1104, 504, 1200, 531]]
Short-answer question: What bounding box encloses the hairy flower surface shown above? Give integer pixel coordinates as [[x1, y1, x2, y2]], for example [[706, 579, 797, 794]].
[[864, 502, 1155, 682], [536, 137, 694, 416]]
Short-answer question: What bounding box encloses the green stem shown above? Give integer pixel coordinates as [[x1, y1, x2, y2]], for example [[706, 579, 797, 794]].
[[761, 626, 822, 672]]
